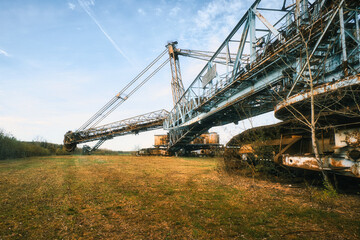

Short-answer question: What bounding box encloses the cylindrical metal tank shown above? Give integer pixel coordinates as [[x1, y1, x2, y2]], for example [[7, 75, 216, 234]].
[[202, 134, 210, 144], [208, 132, 219, 144], [154, 134, 168, 146]]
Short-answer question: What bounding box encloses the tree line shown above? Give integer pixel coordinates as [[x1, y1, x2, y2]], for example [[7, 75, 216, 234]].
[[0, 129, 123, 160], [0, 129, 74, 160]]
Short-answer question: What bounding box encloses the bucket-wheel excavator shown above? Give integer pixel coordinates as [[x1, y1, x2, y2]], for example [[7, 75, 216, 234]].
[[63, 42, 234, 153], [65, 0, 360, 177]]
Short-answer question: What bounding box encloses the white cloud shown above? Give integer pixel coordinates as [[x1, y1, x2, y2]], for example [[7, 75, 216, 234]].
[[194, 0, 244, 30], [68, 2, 76, 10], [169, 6, 180, 17], [155, 8, 162, 16], [138, 8, 145, 15], [0, 48, 10, 57], [186, 0, 247, 50]]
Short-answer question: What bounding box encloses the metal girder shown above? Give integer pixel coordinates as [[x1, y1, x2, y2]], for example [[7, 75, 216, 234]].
[[252, 9, 283, 42], [232, 18, 250, 77], [168, 42, 185, 106], [175, 48, 242, 65], [356, 9, 360, 64], [339, 6, 348, 66], [249, 7, 257, 63], [286, 0, 346, 98]]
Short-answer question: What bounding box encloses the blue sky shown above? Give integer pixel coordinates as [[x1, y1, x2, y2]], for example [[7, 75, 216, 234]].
[[0, 0, 280, 150]]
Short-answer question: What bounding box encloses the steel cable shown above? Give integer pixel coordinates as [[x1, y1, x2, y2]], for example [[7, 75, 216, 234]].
[[89, 58, 170, 128], [77, 49, 168, 131]]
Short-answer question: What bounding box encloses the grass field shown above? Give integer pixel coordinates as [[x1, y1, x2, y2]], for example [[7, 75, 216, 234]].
[[0, 155, 359, 239]]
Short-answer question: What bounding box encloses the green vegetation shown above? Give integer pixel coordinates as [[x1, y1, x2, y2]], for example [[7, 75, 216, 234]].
[[0, 129, 122, 160], [0, 155, 359, 239], [0, 130, 72, 160]]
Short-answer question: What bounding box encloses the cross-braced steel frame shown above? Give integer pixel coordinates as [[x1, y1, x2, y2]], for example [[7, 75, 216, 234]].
[[165, 0, 360, 151], [64, 109, 168, 151]]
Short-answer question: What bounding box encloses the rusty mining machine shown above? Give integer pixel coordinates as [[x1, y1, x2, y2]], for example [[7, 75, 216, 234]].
[[65, 0, 360, 178], [63, 42, 228, 154]]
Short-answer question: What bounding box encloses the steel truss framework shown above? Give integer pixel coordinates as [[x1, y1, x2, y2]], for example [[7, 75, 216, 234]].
[[63, 42, 243, 150], [164, 0, 360, 151], [168, 42, 186, 106], [64, 109, 168, 151]]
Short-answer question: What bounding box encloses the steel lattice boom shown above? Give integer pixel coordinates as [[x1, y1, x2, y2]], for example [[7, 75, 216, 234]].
[[64, 109, 168, 151]]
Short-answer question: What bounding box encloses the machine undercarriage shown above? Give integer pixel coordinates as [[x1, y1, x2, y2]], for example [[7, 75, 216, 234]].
[[226, 75, 360, 178]]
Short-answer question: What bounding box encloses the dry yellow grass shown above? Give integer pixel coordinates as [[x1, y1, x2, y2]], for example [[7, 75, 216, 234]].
[[0, 155, 359, 239]]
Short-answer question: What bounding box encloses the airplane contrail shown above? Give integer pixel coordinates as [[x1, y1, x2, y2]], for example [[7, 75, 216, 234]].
[[77, 0, 133, 65]]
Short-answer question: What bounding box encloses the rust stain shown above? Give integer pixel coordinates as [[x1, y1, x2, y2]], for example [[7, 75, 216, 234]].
[[275, 74, 360, 112], [350, 165, 360, 177], [345, 130, 360, 147], [296, 159, 319, 170], [329, 158, 347, 168], [284, 157, 319, 170]]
